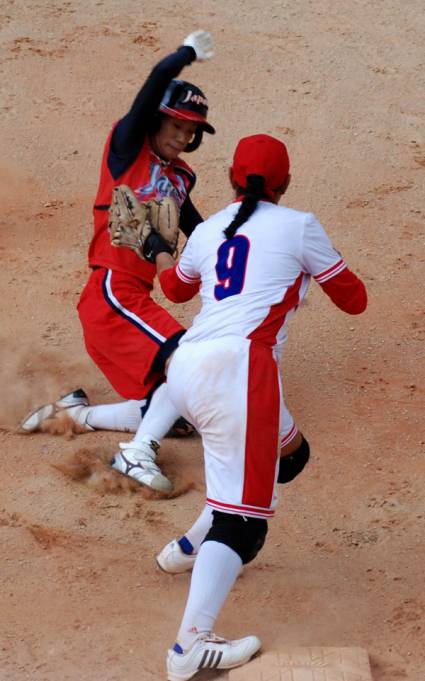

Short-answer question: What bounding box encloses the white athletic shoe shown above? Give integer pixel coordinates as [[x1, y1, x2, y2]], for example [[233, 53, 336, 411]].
[[166, 633, 261, 681], [156, 539, 197, 574], [156, 540, 245, 576], [111, 437, 173, 492], [20, 389, 93, 433]]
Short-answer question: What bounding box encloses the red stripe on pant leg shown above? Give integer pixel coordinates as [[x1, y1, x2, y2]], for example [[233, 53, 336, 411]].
[[242, 342, 280, 508]]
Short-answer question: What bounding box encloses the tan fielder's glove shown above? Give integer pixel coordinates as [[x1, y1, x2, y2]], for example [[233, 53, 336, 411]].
[[109, 186, 180, 262], [109, 185, 151, 259], [146, 196, 180, 254]]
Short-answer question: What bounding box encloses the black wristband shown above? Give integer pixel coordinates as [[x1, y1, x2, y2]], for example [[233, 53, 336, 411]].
[[178, 45, 197, 63], [143, 231, 173, 263]]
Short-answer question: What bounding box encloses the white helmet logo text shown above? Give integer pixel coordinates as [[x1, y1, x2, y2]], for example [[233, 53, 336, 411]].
[[181, 89, 208, 107]]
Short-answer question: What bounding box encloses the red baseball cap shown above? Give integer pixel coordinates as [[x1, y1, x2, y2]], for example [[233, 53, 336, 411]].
[[231, 134, 290, 197]]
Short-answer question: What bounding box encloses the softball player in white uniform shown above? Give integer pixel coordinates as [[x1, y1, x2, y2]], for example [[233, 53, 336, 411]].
[[133, 133, 367, 680], [166, 199, 322, 519]]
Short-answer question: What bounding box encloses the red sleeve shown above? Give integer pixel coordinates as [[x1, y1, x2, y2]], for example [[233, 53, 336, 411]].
[[159, 264, 200, 303], [319, 267, 367, 314]]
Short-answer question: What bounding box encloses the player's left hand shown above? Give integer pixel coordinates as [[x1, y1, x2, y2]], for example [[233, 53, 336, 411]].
[[183, 30, 214, 61]]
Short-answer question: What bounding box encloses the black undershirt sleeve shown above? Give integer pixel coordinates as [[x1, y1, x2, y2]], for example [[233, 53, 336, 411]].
[[179, 194, 204, 237], [108, 46, 196, 178]]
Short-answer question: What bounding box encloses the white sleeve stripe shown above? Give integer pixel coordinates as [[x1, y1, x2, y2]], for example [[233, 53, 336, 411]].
[[176, 264, 200, 284], [314, 259, 347, 283]]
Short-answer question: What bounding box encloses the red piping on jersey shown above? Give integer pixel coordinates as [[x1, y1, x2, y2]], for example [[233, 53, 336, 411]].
[[242, 341, 280, 509], [314, 258, 346, 283], [206, 498, 276, 518], [281, 423, 298, 448], [248, 272, 304, 346]]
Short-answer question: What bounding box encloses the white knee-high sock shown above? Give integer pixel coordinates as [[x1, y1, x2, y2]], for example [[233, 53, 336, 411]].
[[178, 506, 213, 554], [132, 382, 180, 443], [83, 400, 145, 432], [176, 540, 242, 651]]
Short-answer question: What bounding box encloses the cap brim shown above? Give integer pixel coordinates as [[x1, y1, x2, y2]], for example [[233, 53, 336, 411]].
[[160, 105, 216, 134], [199, 121, 215, 135]]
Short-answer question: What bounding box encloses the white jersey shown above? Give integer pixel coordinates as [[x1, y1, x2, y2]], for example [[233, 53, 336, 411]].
[[176, 200, 345, 353]]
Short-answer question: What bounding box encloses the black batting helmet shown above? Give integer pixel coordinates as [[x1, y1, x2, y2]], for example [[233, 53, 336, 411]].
[[159, 80, 215, 135]]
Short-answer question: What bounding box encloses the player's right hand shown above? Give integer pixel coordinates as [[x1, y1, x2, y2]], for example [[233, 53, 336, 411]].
[[183, 30, 214, 61]]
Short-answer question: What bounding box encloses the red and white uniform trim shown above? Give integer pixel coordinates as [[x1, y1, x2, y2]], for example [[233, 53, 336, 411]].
[[281, 423, 298, 448], [103, 270, 167, 343], [314, 258, 346, 284], [176, 263, 201, 284], [206, 498, 276, 519]]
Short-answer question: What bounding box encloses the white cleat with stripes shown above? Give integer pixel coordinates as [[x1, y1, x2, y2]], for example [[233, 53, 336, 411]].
[[20, 389, 93, 433], [111, 437, 173, 492], [166, 633, 261, 681]]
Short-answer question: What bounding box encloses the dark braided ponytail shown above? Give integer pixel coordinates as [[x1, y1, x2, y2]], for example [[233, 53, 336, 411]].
[[224, 174, 267, 240]]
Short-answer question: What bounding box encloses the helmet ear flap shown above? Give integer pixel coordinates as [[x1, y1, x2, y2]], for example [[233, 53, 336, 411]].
[[185, 128, 203, 153]]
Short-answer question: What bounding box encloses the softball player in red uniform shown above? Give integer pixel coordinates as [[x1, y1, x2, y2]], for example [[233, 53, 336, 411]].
[[136, 133, 367, 679], [21, 31, 214, 492]]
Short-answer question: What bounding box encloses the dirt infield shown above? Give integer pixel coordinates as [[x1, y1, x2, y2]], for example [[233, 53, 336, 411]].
[[0, 1, 424, 680]]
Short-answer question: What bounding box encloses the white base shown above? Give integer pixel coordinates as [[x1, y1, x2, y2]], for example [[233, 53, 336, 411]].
[[229, 646, 373, 680]]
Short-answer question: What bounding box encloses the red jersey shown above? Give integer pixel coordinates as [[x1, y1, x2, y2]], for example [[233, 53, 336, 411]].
[[88, 127, 195, 285]]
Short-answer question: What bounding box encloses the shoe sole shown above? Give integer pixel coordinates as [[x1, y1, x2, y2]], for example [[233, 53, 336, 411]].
[[20, 389, 89, 433], [156, 548, 244, 577], [218, 643, 261, 670], [20, 404, 55, 432], [167, 640, 261, 681], [156, 557, 171, 573], [155, 555, 195, 574]]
